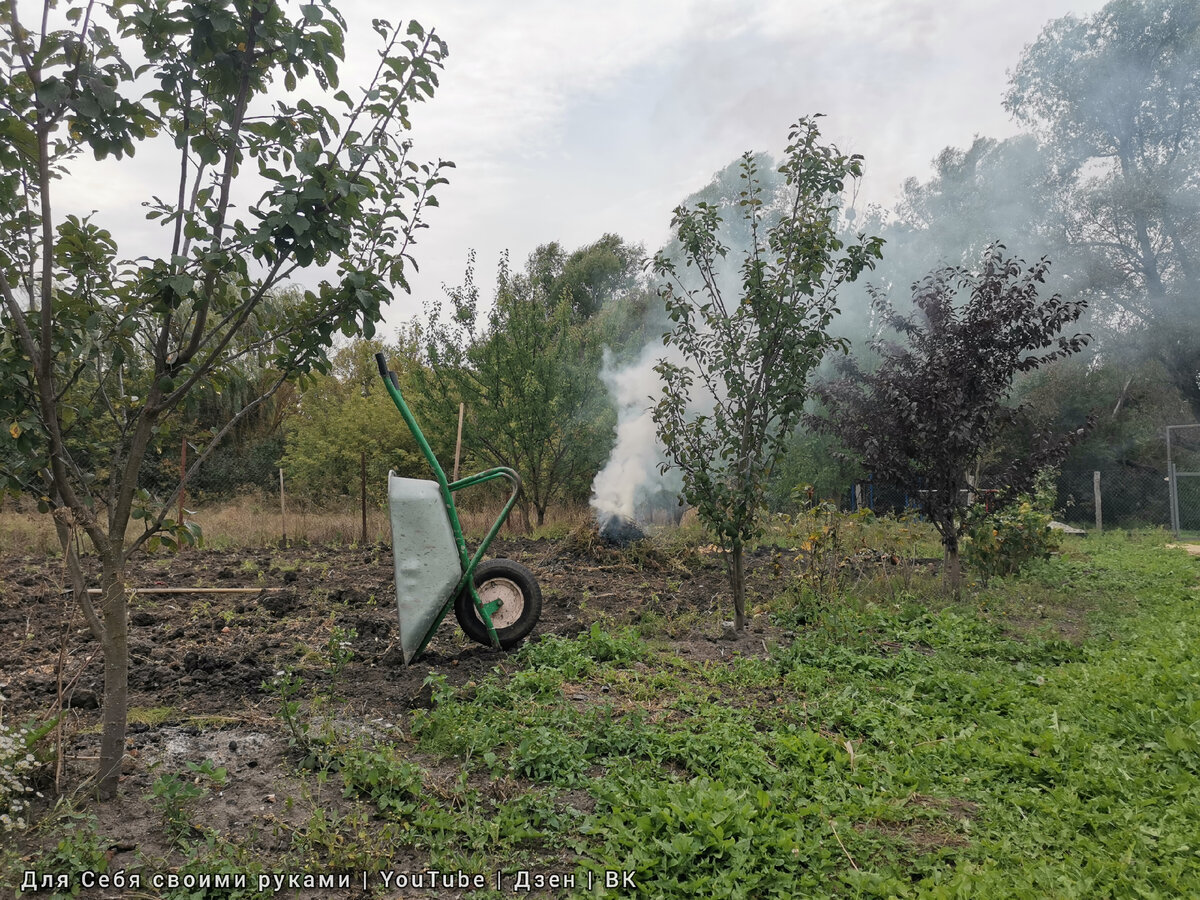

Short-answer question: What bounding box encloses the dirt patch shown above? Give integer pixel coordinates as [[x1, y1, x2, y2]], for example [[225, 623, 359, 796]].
[[1166, 543, 1200, 557], [850, 793, 979, 854]]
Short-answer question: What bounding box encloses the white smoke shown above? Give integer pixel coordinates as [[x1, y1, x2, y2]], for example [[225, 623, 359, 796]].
[[590, 343, 683, 521]]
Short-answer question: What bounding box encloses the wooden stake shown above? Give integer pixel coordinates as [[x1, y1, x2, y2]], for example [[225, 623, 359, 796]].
[[453, 402, 465, 482], [279, 468, 288, 549], [361, 449, 368, 544], [178, 436, 187, 528], [85, 587, 284, 595]]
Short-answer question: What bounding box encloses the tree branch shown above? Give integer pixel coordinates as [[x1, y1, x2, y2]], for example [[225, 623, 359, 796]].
[[127, 368, 292, 558]]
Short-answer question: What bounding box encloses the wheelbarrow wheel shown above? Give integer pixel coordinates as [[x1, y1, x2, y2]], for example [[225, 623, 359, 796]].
[[455, 559, 542, 650]]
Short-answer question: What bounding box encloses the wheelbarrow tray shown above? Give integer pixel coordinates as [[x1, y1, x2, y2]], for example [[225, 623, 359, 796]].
[[387, 474, 464, 665]]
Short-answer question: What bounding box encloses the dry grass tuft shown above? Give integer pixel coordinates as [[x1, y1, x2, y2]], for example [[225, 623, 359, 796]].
[[0, 505, 59, 556], [0, 493, 608, 554]]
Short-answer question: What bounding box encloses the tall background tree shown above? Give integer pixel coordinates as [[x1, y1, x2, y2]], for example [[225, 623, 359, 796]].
[[652, 117, 883, 631], [1006, 0, 1200, 418], [0, 0, 449, 797], [281, 336, 426, 501], [418, 241, 631, 528]]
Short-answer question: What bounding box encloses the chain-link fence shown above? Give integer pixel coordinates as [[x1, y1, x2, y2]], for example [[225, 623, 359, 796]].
[[844, 467, 1175, 532], [1057, 467, 1169, 530], [1167, 424, 1200, 536]]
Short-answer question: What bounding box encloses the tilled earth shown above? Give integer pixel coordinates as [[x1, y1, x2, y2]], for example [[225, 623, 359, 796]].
[[2, 534, 798, 896]]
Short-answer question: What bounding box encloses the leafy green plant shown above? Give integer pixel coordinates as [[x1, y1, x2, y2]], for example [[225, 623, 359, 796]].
[[265, 668, 337, 769], [518, 625, 645, 679], [510, 726, 588, 785], [40, 810, 111, 896], [150, 773, 204, 843], [150, 759, 227, 846], [577, 623, 646, 666], [964, 469, 1062, 585], [584, 776, 811, 899], [268, 668, 309, 751], [324, 623, 357, 677], [340, 744, 422, 819]]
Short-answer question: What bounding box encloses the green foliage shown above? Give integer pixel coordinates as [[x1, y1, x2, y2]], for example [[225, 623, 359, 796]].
[[418, 247, 615, 526], [41, 812, 111, 898], [519, 625, 646, 678], [964, 470, 1062, 585], [766, 430, 861, 512], [339, 743, 422, 819], [282, 338, 426, 500], [1006, 0, 1200, 419], [528, 233, 645, 321], [324, 623, 357, 677], [150, 759, 228, 846], [510, 725, 589, 785], [399, 532, 1200, 897], [584, 776, 811, 899], [652, 116, 883, 628], [266, 667, 327, 767]]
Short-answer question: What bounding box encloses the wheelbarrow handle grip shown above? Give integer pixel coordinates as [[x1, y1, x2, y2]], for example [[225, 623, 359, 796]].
[[374, 351, 399, 388]]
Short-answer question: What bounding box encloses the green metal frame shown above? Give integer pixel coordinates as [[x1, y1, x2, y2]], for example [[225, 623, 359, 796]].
[[376, 354, 520, 658]]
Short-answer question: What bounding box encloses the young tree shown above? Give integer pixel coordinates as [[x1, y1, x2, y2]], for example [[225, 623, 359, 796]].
[[282, 337, 426, 500], [810, 246, 1089, 591], [419, 249, 613, 528], [651, 116, 883, 631], [0, 0, 449, 798]]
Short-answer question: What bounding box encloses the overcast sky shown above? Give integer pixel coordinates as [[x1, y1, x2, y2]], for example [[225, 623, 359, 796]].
[[64, 0, 1113, 335]]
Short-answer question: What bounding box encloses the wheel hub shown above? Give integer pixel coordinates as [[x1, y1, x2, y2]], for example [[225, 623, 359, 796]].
[[478, 577, 524, 628]]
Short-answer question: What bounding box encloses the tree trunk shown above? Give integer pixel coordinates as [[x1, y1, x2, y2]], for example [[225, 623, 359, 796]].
[[728, 541, 746, 631], [942, 540, 962, 598], [514, 502, 532, 534], [535, 504, 546, 527], [96, 557, 129, 800]]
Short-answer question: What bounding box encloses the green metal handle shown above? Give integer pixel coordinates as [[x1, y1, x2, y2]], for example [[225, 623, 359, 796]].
[[451, 467, 522, 571]]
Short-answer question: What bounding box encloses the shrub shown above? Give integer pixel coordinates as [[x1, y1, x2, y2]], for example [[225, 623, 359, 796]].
[[963, 470, 1061, 584]]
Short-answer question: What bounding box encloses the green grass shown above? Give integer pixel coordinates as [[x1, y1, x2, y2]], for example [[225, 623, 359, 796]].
[[405, 532, 1200, 897]]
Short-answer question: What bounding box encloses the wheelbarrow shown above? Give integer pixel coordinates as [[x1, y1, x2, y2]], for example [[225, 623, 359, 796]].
[[375, 353, 542, 664]]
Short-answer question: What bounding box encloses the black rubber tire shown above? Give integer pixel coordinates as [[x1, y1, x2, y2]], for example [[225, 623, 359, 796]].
[[455, 559, 542, 650]]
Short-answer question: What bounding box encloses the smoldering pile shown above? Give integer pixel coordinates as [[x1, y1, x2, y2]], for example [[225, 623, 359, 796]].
[[596, 512, 645, 547]]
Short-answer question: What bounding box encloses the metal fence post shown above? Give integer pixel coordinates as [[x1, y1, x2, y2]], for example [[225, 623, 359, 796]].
[[1093, 470, 1102, 532], [1169, 460, 1180, 538]]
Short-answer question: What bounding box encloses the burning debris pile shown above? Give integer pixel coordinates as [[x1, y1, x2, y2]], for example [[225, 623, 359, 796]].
[[597, 513, 645, 547], [588, 344, 686, 546]]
